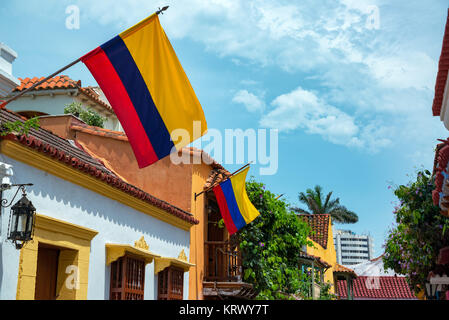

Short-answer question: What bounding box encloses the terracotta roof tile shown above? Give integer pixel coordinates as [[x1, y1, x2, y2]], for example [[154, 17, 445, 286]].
[[432, 9, 449, 116], [298, 214, 330, 249], [78, 86, 113, 113], [204, 168, 231, 190], [181, 147, 231, 190], [0, 108, 198, 226], [336, 276, 416, 300], [12, 76, 113, 113], [70, 123, 128, 141], [334, 263, 357, 278], [14, 75, 79, 92], [299, 251, 331, 269]]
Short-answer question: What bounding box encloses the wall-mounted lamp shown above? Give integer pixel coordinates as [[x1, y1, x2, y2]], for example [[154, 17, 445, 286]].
[[1, 183, 35, 249]]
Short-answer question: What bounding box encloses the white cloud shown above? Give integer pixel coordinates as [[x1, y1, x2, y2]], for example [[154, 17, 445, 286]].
[[365, 52, 437, 91], [239, 79, 259, 86], [232, 90, 265, 113], [74, 0, 436, 91], [260, 86, 392, 152], [70, 0, 446, 161]]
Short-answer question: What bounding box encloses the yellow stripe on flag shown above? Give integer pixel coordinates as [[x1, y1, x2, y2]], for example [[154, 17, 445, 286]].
[[119, 15, 207, 149], [230, 167, 261, 224]]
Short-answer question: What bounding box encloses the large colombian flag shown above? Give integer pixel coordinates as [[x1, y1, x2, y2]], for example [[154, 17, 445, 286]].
[[81, 13, 207, 168], [213, 167, 261, 235]]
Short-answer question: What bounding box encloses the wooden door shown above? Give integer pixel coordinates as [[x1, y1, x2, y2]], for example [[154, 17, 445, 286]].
[[34, 246, 59, 300]]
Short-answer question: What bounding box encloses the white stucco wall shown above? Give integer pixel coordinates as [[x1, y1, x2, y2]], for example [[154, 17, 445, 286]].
[[7, 94, 121, 132], [0, 155, 191, 300]]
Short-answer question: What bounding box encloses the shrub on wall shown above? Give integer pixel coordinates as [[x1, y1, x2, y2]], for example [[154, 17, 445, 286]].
[[64, 102, 106, 128], [383, 169, 449, 294]]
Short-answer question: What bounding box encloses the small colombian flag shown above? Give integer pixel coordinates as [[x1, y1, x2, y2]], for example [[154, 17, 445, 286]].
[[213, 167, 261, 235], [81, 13, 207, 168]]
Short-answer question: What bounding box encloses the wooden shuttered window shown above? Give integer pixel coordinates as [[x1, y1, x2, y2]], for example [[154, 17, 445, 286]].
[[157, 266, 184, 300], [110, 255, 146, 300]]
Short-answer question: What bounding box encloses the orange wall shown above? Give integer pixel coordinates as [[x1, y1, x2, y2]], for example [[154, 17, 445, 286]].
[[76, 131, 193, 212], [38, 115, 77, 140], [40, 116, 193, 212], [188, 163, 213, 300]]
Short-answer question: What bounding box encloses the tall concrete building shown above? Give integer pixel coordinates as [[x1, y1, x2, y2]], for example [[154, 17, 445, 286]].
[[334, 229, 374, 266]]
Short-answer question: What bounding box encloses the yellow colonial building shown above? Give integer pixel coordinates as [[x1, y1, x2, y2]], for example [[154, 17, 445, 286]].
[[299, 214, 357, 299]]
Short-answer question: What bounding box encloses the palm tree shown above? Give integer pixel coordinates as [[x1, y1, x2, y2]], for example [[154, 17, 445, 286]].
[[291, 185, 358, 224]]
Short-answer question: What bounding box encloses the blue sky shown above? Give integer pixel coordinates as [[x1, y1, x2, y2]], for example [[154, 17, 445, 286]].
[[1, 0, 449, 256]]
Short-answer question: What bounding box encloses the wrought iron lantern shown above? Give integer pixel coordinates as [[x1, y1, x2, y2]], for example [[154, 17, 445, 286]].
[[2, 184, 35, 249]]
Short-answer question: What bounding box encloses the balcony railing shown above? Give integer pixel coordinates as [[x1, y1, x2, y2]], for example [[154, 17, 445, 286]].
[[204, 240, 242, 282]]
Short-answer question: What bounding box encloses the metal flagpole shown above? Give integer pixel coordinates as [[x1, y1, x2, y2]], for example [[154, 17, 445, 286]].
[[194, 161, 253, 201], [0, 6, 170, 109], [275, 194, 284, 200]]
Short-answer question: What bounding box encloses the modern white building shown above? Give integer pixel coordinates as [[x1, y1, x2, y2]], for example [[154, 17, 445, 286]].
[[0, 43, 20, 98], [334, 229, 374, 266]]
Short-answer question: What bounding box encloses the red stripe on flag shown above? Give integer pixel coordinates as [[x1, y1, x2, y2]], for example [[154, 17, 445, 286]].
[[81, 47, 159, 168], [213, 185, 238, 235]]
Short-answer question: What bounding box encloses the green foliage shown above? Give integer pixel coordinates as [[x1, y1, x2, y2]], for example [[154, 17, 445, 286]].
[[234, 178, 314, 300], [319, 282, 337, 300], [0, 117, 40, 137], [291, 185, 358, 224], [383, 169, 449, 294], [64, 102, 106, 128]]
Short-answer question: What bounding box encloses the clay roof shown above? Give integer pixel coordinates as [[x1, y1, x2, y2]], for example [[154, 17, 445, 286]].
[[334, 263, 357, 278], [204, 167, 231, 190], [14, 75, 79, 92], [12, 76, 113, 113], [336, 276, 416, 300], [182, 147, 231, 190], [0, 108, 198, 225], [70, 122, 128, 141], [78, 86, 114, 113], [298, 214, 330, 249], [432, 9, 449, 116], [299, 251, 331, 269]]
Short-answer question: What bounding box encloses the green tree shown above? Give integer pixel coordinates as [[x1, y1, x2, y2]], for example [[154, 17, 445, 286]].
[[291, 185, 358, 224], [383, 169, 449, 295], [235, 178, 313, 299], [64, 102, 106, 128]]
